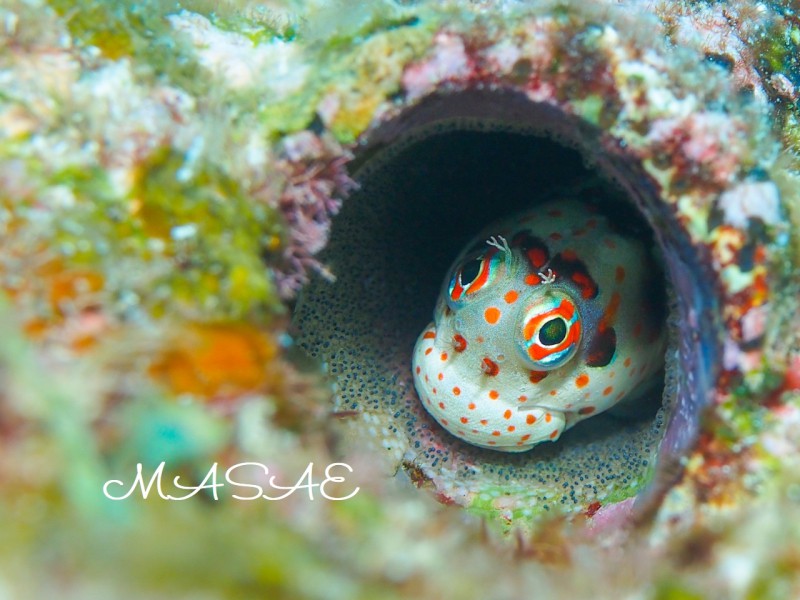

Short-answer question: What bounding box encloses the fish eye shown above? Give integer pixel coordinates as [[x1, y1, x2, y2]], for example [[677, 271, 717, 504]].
[[517, 293, 582, 370], [459, 257, 483, 287], [447, 248, 503, 304], [538, 317, 568, 347]]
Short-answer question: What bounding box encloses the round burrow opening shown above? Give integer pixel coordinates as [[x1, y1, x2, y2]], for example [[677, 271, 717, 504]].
[[293, 90, 720, 521]]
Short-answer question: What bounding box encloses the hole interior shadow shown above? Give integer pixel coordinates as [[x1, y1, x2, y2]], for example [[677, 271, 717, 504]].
[[294, 127, 667, 511]]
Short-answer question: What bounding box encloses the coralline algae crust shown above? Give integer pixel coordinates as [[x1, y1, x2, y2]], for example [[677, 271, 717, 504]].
[[1, 0, 800, 597]]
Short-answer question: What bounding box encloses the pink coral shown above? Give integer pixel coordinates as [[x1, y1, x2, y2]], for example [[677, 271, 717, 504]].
[[274, 131, 358, 298]]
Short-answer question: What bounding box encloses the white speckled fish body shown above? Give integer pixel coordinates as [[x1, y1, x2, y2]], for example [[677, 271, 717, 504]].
[[412, 200, 667, 452]]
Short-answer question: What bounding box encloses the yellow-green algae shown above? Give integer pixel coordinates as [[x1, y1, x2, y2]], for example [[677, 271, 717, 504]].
[[1, 0, 800, 598]]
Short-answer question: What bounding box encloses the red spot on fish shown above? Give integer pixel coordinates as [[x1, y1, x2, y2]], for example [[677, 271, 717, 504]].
[[529, 370, 548, 383], [453, 334, 467, 352], [482, 358, 500, 376], [528, 247, 547, 268]]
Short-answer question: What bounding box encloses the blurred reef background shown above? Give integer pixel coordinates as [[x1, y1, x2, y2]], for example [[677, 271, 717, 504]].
[[0, 0, 799, 598]]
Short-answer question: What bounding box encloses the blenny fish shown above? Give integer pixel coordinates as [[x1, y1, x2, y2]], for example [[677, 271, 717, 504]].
[[412, 200, 667, 452]]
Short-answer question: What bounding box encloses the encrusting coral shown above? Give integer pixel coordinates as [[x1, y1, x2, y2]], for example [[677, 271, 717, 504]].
[[0, 0, 799, 598]]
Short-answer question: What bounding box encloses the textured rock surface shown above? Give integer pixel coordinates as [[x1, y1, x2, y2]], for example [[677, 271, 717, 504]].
[[0, 0, 799, 598]]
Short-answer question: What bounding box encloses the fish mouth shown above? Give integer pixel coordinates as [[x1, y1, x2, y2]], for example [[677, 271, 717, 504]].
[[293, 88, 718, 523]]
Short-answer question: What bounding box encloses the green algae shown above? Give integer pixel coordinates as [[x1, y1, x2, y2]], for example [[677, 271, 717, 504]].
[[713, 366, 787, 447], [2, 0, 800, 597], [47, 0, 207, 94], [130, 149, 283, 318], [754, 18, 800, 155], [652, 582, 705, 600], [467, 467, 651, 524], [46, 149, 283, 322], [252, 7, 435, 141], [210, 10, 301, 44]]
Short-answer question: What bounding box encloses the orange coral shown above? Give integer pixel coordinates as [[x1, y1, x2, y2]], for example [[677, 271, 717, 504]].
[[149, 323, 282, 399]]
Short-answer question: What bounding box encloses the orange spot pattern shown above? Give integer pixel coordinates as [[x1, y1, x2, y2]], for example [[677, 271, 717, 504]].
[[598, 292, 621, 332], [484, 306, 501, 324], [575, 374, 589, 388]]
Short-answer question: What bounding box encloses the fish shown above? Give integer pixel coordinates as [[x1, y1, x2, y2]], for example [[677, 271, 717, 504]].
[[412, 199, 667, 452]]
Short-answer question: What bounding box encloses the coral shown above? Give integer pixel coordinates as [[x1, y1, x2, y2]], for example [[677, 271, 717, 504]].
[[0, 0, 799, 598]]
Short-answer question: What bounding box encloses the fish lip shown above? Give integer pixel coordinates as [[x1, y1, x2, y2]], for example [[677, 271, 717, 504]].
[[516, 403, 560, 413]]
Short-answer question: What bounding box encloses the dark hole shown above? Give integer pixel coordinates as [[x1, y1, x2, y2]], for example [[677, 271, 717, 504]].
[[295, 122, 672, 518]]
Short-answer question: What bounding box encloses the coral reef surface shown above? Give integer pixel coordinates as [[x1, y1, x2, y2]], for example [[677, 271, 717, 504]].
[[0, 0, 799, 598]]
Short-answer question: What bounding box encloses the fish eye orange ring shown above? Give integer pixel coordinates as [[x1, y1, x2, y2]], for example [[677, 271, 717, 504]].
[[448, 247, 502, 302], [521, 297, 581, 365]]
